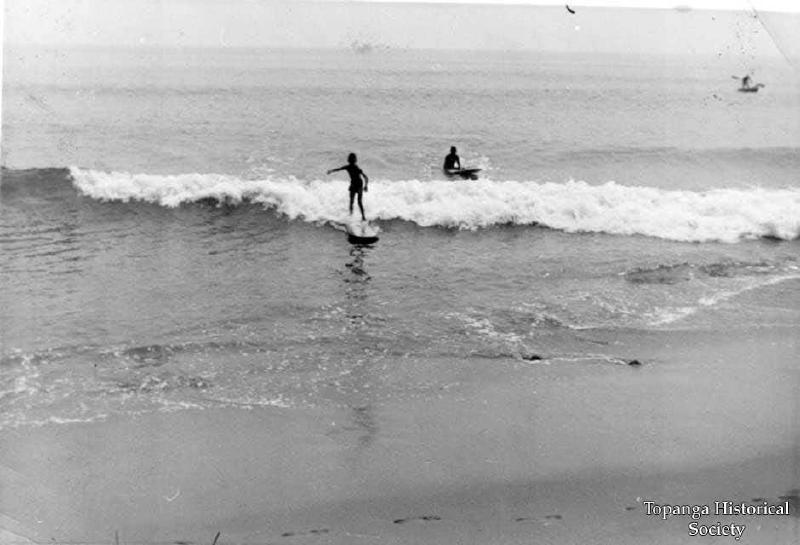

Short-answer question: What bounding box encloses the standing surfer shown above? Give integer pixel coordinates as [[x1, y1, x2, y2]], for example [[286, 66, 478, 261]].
[[328, 152, 369, 221], [732, 74, 764, 93], [741, 75, 752, 89]]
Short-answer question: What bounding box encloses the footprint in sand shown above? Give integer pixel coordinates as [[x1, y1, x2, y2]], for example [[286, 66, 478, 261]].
[[393, 515, 442, 524], [515, 514, 563, 522], [779, 490, 799, 517], [281, 528, 330, 537]]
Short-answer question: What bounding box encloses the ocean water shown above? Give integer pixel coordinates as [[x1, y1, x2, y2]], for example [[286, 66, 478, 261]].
[[1, 46, 799, 430]]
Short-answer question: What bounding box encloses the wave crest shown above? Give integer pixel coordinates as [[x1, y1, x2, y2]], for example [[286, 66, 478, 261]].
[[69, 167, 800, 243]]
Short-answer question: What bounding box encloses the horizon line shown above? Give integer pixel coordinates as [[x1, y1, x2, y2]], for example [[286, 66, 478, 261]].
[[307, 0, 799, 13], [3, 43, 783, 56]]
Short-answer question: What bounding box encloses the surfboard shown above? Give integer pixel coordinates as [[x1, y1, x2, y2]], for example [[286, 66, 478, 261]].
[[444, 168, 481, 180], [346, 221, 380, 245], [738, 83, 764, 93]]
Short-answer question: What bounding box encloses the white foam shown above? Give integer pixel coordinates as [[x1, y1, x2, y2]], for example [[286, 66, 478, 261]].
[[645, 274, 800, 326], [645, 306, 700, 326], [70, 167, 800, 243], [0, 413, 110, 430]]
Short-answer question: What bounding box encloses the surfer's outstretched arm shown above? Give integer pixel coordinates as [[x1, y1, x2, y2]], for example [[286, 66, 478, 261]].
[[327, 165, 346, 174]]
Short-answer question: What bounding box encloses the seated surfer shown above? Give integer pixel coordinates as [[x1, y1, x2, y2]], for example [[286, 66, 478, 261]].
[[443, 146, 461, 173], [741, 75, 752, 89], [327, 152, 369, 221]]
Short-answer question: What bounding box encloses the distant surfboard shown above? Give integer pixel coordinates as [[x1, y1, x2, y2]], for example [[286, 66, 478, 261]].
[[737, 83, 764, 93], [444, 168, 481, 180], [346, 221, 380, 245]]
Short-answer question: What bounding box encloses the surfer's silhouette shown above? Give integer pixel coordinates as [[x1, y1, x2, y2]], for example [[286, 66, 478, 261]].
[[443, 146, 461, 172], [328, 152, 369, 221], [733, 74, 764, 92]]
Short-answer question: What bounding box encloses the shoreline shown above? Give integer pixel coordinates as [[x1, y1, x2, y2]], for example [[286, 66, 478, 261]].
[[1, 324, 797, 543]]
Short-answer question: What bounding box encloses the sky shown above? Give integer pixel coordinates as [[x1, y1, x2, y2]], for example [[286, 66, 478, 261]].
[[2, 0, 799, 57]]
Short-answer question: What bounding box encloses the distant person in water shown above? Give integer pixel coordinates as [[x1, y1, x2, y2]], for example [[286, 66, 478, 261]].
[[443, 146, 461, 172], [327, 152, 369, 221], [741, 75, 752, 89]]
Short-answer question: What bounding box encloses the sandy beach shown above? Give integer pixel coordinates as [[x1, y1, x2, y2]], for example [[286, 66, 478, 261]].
[[3, 323, 797, 544]]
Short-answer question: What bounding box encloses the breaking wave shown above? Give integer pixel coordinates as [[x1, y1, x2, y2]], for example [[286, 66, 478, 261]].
[[67, 166, 800, 243]]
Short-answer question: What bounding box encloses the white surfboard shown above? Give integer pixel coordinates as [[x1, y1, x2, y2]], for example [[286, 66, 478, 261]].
[[346, 220, 380, 245]]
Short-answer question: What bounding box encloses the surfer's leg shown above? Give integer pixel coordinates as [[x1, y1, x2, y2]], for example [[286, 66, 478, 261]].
[[357, 191, 366, 221], [349, 190, 356, 215]]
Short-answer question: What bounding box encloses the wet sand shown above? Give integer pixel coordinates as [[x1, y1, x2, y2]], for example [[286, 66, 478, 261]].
[[1, 326, 797, 544]]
